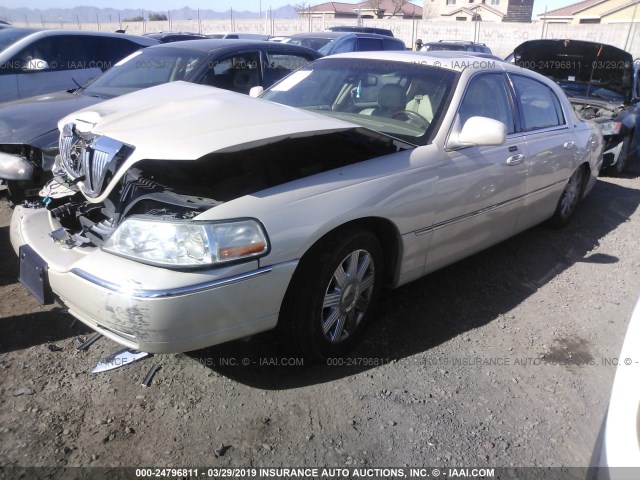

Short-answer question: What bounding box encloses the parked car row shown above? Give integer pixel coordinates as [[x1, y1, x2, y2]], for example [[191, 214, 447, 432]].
[[8, 48, 604, 361]]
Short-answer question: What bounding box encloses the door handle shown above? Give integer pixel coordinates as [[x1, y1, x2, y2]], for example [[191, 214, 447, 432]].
[[506, 154, 525, 166], [564, 141, 575, 149]]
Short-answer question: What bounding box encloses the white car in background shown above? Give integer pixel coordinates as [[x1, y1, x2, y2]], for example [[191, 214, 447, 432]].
[[11, 52, 603, 359], [599, 295, 640, 475]]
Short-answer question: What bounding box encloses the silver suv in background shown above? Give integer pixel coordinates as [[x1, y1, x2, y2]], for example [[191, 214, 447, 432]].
[[0, 28, 158, 103]]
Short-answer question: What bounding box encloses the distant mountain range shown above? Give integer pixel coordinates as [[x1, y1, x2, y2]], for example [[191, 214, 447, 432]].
[[0, 5, 299, 24]]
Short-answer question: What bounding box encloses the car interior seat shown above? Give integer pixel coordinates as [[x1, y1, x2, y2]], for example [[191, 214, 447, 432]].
[[360, 83, 407, 118], [406, 95, 433, 122]]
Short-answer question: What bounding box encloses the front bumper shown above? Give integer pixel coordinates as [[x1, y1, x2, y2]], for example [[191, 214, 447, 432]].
[[10, 206, 297, 353]]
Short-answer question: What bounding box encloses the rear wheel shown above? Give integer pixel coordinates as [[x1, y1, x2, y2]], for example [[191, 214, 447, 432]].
[[278, 228, 383, 360], [548, 166, 585, 228]]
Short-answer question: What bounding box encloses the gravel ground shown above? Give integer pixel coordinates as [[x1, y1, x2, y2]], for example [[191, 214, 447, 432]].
[[0, 162, 639, 471]]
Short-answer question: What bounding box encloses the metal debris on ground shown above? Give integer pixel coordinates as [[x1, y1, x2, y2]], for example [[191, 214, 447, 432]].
[[92, 348, 150, 373], [76, 332, 103, 352], [141, 364, 161, 388], [214, 444, 231, 457]]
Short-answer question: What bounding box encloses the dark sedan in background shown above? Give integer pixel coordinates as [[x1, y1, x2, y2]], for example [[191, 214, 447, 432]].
[[0, 39, 321, 202], [512, 39, 639, 175], [285, 31, 405, 55]]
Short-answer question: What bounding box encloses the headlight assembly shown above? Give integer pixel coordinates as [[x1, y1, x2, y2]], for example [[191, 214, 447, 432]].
[[599, 120, 622, 136], [102, 217, 269, 268]]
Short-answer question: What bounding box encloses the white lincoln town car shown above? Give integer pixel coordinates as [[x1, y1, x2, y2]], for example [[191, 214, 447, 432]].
[[11, 52, 604, 359]]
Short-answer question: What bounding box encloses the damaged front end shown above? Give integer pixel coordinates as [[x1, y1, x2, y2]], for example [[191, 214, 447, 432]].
[[12, 82, 404, 352], [40, 118, 398, 258], [571, 98, 635, 169], [0, 142, 58, 203], [512, 39, 638, 172]]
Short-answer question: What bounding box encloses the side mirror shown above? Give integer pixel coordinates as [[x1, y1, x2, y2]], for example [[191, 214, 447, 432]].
[[24, 58, 49, 71], [448, 116, 507, 150], [249, 86, 264, 98]]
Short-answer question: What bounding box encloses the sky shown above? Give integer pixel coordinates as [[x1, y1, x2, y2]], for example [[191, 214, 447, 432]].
[[0, 0, 581, 18]]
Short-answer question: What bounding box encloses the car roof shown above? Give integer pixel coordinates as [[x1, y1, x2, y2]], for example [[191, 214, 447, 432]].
[[289, 31, 395, 40], [145, 38, 320, 56], [327, 26, 394, 36], [144, 31, 207, 40], [428, 40, 487, 46], [326, 50, 509, 73], [0, 28, 158, 46]]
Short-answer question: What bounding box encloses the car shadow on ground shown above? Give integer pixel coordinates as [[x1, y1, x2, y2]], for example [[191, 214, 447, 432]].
[[0, 309, 91, 354], [0, 224, 18, 288], [186, 170, 640, 389]]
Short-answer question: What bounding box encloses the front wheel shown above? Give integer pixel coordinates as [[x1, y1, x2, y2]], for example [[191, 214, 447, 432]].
[[548, 166, 585, 228], [278, 228, 383, 360], [611, 136, 632, 176]]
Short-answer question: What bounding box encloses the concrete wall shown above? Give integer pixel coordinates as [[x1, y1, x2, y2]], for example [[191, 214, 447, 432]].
[[12, 18, 640, 58]]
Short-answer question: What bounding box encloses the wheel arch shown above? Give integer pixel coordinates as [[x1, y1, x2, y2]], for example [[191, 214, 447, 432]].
[[296, 216, 403, 288], [578, 161, 591, 199]]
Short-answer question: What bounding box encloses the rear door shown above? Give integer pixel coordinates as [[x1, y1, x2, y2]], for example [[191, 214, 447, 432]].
[[508, 73, 576, 230]]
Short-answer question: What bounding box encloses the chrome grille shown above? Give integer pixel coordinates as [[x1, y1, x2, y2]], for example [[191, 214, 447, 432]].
[[59, 122, 86, 179], [84, 148, 111, 197], [58, 123, 133, 198]]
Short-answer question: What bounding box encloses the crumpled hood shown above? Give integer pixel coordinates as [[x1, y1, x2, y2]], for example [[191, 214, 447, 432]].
[[0, 91, 102, 147], [513, 39, 633, 103], [59, 81, 359, 162]]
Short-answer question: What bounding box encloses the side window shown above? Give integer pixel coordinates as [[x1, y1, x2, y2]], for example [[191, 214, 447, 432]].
[[357, 38, 383, 52], [384, 39, 405, 51], [331, 38, 356, 54], [511, 75, 565, 131], [265, 52, 313, 84], [94, 38, 144, 71], [458, 73, 515, 134], [200, 51, 261, 94], [15, 36, 95, 71], [57, 37, 94, 71]]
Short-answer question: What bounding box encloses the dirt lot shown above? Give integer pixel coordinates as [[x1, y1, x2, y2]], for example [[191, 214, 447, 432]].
[[0, 163, 639, 472]]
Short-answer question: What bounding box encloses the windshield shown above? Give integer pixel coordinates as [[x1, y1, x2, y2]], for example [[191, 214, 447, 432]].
[[82, 47, 208, 99], [261, 57, 457, 146], [0, 29, 33, 53]]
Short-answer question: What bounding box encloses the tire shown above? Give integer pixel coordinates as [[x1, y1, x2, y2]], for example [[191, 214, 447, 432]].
[[6, 180, 26, 205], [278, 228, 383, 360], [548, 166, 585, 228], [611, 136, 632, 176]]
